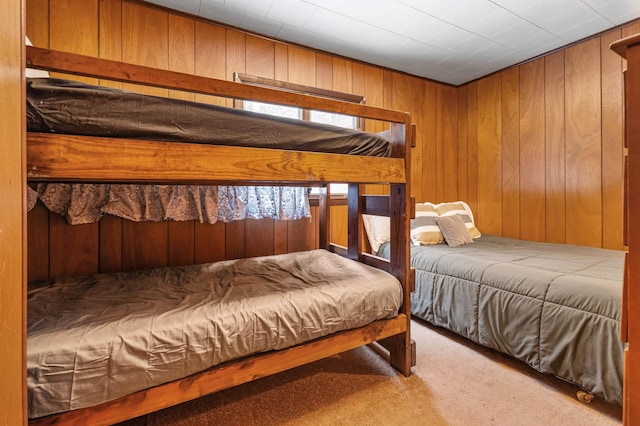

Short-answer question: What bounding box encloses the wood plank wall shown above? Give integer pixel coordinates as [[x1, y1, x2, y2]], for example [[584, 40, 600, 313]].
[[459, 20, 640, 250], [26, 0, 636, 281], [26, 0, 455, 280]]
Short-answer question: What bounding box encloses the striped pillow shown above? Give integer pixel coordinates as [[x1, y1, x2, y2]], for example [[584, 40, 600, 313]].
[[435, 201, 481, 239], [411, 203, 444, 245]]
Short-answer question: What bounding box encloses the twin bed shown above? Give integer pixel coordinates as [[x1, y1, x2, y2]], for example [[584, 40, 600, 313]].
[[25, 46, 414, 424], [378, 230, 625, 406]]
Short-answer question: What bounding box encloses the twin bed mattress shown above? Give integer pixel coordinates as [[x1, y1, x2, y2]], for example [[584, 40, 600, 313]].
[[379, 234, 624, 405], [26, 77, 392, 157], [27, 249, 402, 418]]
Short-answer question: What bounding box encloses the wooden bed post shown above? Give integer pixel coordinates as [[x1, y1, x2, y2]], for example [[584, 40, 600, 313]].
[[318, 184, 330, 250]]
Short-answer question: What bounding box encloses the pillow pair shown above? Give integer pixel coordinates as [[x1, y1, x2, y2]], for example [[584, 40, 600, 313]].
[[410, 201, 480, 247]]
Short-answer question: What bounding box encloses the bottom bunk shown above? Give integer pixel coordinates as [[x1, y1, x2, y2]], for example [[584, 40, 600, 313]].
[[379, 234, 625, 406], [28, 249, 408, 425]]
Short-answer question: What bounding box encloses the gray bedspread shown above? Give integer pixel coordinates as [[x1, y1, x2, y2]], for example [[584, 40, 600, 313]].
[[379, 234, 624, 405], [27, 249, 402, 418]]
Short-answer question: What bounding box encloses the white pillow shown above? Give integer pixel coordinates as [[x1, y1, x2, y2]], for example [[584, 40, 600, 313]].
[[362, 214, 390, 254], [25, 36, 50, 78]]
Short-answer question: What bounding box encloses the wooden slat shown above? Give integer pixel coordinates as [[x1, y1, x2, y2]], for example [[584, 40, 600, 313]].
[[500, 68, 520, 239], [519, 59, 546, 242], [476, 75, 502, 235], [362, 194, 390, 216], [565, 38, 603, 247], [544, 51, 566, 244], [27, 134, 406, 185], [30, 315, 407, 426], [601, 29, 625, 250]]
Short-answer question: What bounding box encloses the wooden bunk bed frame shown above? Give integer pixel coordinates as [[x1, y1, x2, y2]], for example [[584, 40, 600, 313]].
[[25, 46, 415, 426]]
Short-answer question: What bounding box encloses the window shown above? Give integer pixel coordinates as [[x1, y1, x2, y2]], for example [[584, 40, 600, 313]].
[[234, 73, 366, 197]]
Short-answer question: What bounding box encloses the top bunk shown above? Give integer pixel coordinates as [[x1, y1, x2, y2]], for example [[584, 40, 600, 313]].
[[25, 46, 411, 187]]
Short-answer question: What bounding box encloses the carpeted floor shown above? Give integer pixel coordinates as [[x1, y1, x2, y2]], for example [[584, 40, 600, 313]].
[[119, 320, 622, 426]]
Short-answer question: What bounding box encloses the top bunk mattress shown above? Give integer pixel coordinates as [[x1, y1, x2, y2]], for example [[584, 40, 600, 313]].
[[26, 77, 392, 157], [27, 249, 402, 419]]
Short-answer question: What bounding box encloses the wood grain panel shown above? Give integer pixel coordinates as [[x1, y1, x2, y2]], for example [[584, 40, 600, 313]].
[[288, 45, 315, 86], [194, 21, 225, 105], [225, 221, 246, 260], [99, 0, 123, 88], [622, 21, 640, 38], [544, 51, 566, 244], [476, 75, 502, 234], [565, 38, 603, 247], [122, 221, 168, 271], [315, 53, 332, 90], [49, 0, 98, 85], [466, 82, 479, 218], [245, 34, 272, 78], [411, 77, 424, 203], [422, 81, 437, 201], [274, 42, 290, 254], [168, 221, 195, 266], [333, 57, 353, 94], [169, 14, 195, 100], [26, 0, 49, 46], [457, 85, 469, 203], [194, 222, 225, 263], [49, 214, 99, 277], [519, 59, 546, 242], [50, 0, 98, 55], [601, 29, 624, 250], [364, 65, 384, 132], [99, 215, 122, 273], [288, 217, 316, 252], [122, 1, 167, 96], [27, 203, 49, 281], [500, 68, 520, 239], [437, 84, 458, 201], [245, 219, 275, 257]]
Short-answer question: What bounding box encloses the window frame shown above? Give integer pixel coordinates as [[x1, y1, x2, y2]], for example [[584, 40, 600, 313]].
[[233, 73, 366, 202]]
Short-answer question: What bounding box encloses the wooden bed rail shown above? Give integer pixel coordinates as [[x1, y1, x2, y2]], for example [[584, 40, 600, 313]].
[[26, 133, 406, 185], [26, 46, 410, 129], [29, 314, 407, 426]]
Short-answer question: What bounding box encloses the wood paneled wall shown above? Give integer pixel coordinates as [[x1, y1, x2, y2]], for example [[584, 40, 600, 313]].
[[26, 0, 456, 280], [459, 21, 640, 250], [26, 0, 634, 281]]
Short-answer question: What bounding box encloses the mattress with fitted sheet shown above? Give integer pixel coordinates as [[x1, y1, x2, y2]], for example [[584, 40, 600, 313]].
[[378, 234, 624, 405], [27, 249, 402, 418], [26, 77, 392, 157]]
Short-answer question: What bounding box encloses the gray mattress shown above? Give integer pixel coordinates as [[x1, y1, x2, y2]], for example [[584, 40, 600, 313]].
[[379, 234, 624, 405], [26, 78, 391, 157], [27, 249, 402, 418]]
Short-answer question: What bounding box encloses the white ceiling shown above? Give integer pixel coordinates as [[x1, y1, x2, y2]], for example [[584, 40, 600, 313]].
[[145, 0, 640, 85]]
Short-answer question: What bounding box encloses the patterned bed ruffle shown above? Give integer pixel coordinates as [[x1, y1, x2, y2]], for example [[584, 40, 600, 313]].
[[26, 184, 310, 225]]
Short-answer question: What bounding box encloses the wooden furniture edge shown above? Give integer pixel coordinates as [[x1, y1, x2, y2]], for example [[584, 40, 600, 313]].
[[27, 133, 406, 185], [611, 33, 640, 59]]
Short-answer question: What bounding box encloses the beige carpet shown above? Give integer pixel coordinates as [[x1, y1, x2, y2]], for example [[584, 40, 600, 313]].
[[120, 320, 622, 426]]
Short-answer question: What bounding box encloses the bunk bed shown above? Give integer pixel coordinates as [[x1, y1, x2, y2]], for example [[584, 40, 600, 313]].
[[25, 46, 414, 425], [376, 223, 624, 406]]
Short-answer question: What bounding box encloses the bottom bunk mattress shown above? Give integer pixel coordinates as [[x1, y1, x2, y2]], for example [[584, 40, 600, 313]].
[[379, 235, 624, 405], [27, 249, 402, 419]]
